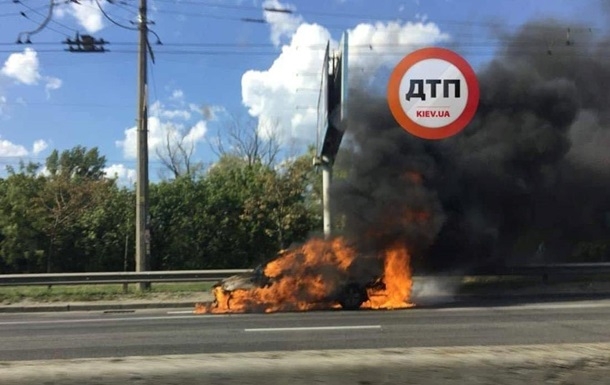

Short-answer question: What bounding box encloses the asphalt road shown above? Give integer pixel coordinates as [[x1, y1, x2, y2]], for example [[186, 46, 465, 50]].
[[1, 298, 610, 361]]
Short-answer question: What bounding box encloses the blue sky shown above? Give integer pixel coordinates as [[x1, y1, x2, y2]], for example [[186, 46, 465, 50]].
[[0, 0, 605, 184]]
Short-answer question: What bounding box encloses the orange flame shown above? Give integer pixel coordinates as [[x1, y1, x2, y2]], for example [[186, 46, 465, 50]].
[[196, 238, 359, 314], [362, 243, 414, 309], [195, 236, 415, 314]]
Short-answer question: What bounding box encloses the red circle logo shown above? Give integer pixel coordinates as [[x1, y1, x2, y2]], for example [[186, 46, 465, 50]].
[[387, 47, 479, 140]]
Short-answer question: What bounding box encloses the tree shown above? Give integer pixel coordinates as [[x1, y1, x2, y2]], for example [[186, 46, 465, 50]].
[[37, 146, 111, 272], [210, 114, 282, 167], [45, 146, 106, 179], [75, 185, 135, 271], [241, 148, 322, 251], [149, 176, 211, 270], [156, 126, 204, 179], [0, 162, 47, 273], [0, 148, 136, 273]]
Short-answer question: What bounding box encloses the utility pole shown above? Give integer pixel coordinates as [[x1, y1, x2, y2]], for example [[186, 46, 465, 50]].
[[136, 0, 151, 290]]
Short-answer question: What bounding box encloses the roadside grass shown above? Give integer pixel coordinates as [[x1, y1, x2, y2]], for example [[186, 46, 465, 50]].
[[458, 276, 542, 293], [0, 282, 214, 305], [2, 275, 608, 305], [458, 274, 610, 294]]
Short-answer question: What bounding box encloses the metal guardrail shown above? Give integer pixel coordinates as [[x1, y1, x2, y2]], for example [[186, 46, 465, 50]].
[[0, 263, 608, 287], [467, 263, 610, 277], [0, 270, 252, 286]]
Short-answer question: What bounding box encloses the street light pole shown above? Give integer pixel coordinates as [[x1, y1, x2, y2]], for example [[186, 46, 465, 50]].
[[135, 0, 151, 290]]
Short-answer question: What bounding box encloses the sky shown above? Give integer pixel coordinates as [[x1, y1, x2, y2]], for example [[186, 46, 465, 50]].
[[0, 0, 606, 185]]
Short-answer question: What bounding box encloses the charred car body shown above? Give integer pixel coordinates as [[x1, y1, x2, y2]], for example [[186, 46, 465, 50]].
[[212, 259, 386, 311]]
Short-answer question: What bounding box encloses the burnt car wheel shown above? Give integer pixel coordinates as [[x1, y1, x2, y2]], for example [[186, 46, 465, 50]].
[[338, 283, 367, 310]]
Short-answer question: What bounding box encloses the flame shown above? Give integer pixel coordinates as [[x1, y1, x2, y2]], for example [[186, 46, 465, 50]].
[[195, 236, 415, 314], [195, 238, 359, 314], [362, 243, 414, 310], [192, 166, 430, 314]]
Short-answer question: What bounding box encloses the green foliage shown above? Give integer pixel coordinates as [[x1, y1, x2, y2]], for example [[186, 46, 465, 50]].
[[46, 146, 107, 180], [0, 163, 47, 272], [0, 145, 323, 273], [571, 241, 609, 262]]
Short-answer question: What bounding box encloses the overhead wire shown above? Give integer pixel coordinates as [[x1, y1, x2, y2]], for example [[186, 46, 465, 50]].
[[1, 46, 607, 57], [0, 32, 601, 50], [17, 13, 71, 39], [148, 0, 602, 33], [15, 0, 56, 42], [95, 0, 139, 31], [18, 0, 76, 34]]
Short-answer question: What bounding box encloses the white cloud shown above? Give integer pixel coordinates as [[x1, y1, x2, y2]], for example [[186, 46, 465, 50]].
[[1, 48, 41, 85], [348, 20, 449, 79], [53, 6, 67, 19], [151, 100, 191, 120], [116, 100, 208, 159], [170, 89, 184, 101], [0, 95, 6, 115], [68, 0, 105, 33], [184, 120, 207, 144], [37, 165, 51, 177], [45, 76, 63, 98], [32, 139, 48, 155], [1, 49, 63, 97], [104, 163, 136, 186], [0, 136, 28, 157], [0, 137, 50, 157], [161, 109, 192, 120], [241, 9, 450, 146], [242, 23, 331, 145], [262, 0, 303, 47]]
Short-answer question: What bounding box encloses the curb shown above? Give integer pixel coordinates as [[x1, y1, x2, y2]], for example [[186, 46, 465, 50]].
[[4, 343, 610, 385], [0, 301, 198, 313], [2, 291, 610, 313]]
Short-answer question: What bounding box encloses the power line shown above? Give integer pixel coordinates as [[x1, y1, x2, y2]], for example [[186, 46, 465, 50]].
[[0, 4, 52, 18], [18, 0, 76, 34], [2, 47, 609, 57], [18, 14, 71, 39], [0, 35, 601, 49], [149, 54, 159, 102], [95, 0, 139, 31], [109, 0, 140, 17], [148, 0, 602, 33], [15, 0, 56, 43]]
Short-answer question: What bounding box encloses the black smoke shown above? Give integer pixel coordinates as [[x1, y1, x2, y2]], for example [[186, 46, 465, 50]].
[[332, 20, 610, 273]]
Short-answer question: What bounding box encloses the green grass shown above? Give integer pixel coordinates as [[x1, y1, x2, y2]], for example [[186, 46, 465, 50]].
[[0, 282, 214, 305], [457, 274, 610, 294], [3, 274, 608, 305], [458, 275, 543, 294]]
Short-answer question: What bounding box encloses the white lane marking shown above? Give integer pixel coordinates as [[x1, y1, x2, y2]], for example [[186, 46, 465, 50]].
[[434, 301, 610, 312], [0, 314, 208, 326], [167, 310, 196, 314], [244, 325, 382, 332], [506, 302, 610, 310]]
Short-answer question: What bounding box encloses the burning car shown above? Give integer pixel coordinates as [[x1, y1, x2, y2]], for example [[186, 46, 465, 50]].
[[213, 261, 383, 311], [195, 237, 415, 314]]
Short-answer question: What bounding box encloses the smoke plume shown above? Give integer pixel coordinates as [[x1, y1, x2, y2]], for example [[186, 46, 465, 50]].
[[332, 20, 610, 273]]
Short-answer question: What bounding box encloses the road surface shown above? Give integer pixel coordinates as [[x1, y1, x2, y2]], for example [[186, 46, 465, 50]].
[[1, 298, 609, 361]]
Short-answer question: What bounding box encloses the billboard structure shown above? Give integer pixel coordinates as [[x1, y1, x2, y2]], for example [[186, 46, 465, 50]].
[[315, 42, 330, 156], [314, 32, 348, 238]]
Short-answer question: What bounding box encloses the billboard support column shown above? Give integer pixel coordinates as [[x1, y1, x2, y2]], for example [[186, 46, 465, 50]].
[[316, 31, 348, 239], [322, 157, 332, 239]]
